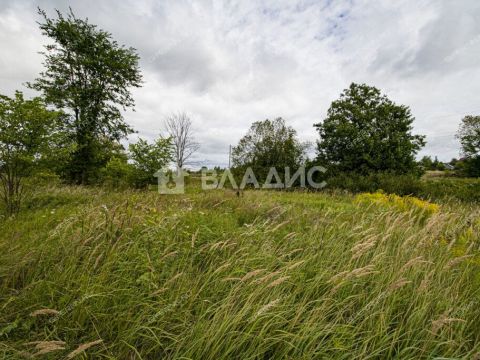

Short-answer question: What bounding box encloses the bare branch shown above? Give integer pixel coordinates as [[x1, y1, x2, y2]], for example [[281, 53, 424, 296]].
[[164, 112, 200, 169]]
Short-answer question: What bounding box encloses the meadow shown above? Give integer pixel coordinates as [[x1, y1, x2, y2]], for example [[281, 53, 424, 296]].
[[0, 183, 479, 359]]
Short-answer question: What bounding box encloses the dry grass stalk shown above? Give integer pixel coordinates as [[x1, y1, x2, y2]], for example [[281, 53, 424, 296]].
[[220, 240, 237, 250], [389, 278, 412, 291], [16, 350, 34, 359], [93, 253, 103, 269], [401, 234, 418, 249], [151, 287, 168, 296], [267, 276, 290, 288], [418, 270, 434, 292], [34, 344, 66, 356], [350, 264, 377, 278], [286, 260, 305, 270], [30, 309, 60, 317], [210, 241, 226, 250], [212, 199, 227, 208], [66, 339, 103, 359], [283, 248, 303, 258], [330, 282, 344, 294], [466, 241, 476, 253], [25, 341, 66, 356], [400, 256, 433, 273], [25, 340, 66, 347], [431, 315, 465, 335], [255, 270, 282, 284], [351, 239, 376, 259], [266, 220, 290, 233], [372, 251, 386, 263], [191, 229, 199, 248], [329, 265, 377, 285], [266, 205, 283, 215], [213, 262, 231, 274], [446, 255, 474, 269], [161, 251, 178, 261], [379, 232, 393, 244], [255, 299, 281, 318], [328, 270, 350, 283], [447, 238, 456, 251], [283, 232, 297, 240], [165, 272, 183, 286], [241, 269, 266, 282]]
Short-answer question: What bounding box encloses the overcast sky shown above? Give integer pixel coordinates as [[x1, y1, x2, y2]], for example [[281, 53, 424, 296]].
[[1, 0, 479, 166]]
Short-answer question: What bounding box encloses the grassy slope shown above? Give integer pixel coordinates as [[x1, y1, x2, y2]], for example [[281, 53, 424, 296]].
[[0, 186, 479, 359]]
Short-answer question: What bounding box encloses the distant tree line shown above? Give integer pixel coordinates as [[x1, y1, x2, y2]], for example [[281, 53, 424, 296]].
[[232, 83, 427, 188], [231, 83, 479, 193]]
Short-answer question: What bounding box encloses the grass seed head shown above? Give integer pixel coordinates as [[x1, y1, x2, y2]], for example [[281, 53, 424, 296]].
[[30, 309, 60, 317], [267, 276, 290, 288], [66, 339, 103, 359]]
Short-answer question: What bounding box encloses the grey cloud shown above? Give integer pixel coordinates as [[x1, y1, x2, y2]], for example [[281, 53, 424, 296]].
[[2, 0, 480, 164], [148, 40, 218, 93], [372, 0, 480, 76]]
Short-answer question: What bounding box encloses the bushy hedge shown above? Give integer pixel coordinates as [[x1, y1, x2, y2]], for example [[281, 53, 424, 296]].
[[419, 177, 480, 203], [322, 171, 480, 203], [324, 172, 423, 196]]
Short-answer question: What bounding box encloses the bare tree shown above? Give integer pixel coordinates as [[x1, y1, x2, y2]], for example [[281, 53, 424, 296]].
[[164, 112, 200, 169]]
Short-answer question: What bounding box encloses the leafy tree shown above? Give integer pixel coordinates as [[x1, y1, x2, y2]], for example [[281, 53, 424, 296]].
[[0, 92, 62, 215], [315, 83, 425, 175], [419, 156, 434, 170], [457, 116, 480, 157], [100, 156, 134, 189], [456, 116, 480, 177], [420, 156, 446, 171], [449, 158, 458, 166], [28, 8, 142, 184], [232, 118, 308, 183], [67, 137, 128, 184], [129, 137, 173, 188]]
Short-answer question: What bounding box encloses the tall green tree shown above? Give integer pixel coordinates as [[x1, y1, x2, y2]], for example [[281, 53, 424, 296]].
[[315, 83, 425, 174], [456, 115, 480, 177], [232, 118, 307, 183], [28, 8, 142, 184], [457, 116, 480, 157], [0, 92, 63, 215]]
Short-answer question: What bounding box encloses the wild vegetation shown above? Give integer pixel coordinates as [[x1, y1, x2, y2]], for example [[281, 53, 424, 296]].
[[1, 185, 479, 358], [1, 7, 480, 359]]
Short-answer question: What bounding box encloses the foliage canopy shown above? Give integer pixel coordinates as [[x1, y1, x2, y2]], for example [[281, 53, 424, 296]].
[[315, 83, 425, 175], [28, 8, 142, 184], [232, 118, 307, 183]]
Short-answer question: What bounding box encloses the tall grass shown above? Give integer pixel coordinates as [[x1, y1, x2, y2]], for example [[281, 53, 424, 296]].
[[0, 186, 479, 358]]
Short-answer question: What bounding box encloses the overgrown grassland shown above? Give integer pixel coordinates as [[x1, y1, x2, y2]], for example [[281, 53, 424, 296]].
[[1, 186, 480, 359]]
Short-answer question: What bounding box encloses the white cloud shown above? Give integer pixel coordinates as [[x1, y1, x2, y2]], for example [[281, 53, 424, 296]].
[[1, 0, 479, 165]]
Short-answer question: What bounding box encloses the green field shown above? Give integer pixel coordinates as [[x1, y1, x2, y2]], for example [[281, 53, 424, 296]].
[[1, 186, 480, 359]]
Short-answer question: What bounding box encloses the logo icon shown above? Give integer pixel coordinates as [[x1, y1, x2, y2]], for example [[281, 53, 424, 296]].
[[154, 168, 187, 194]]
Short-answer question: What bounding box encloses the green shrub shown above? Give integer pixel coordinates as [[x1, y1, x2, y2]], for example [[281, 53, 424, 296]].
[[99, 156, 135, 189], [325, 172, 423, 196], [419, 178, 480, 203], [322, 171, 480, 203]]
